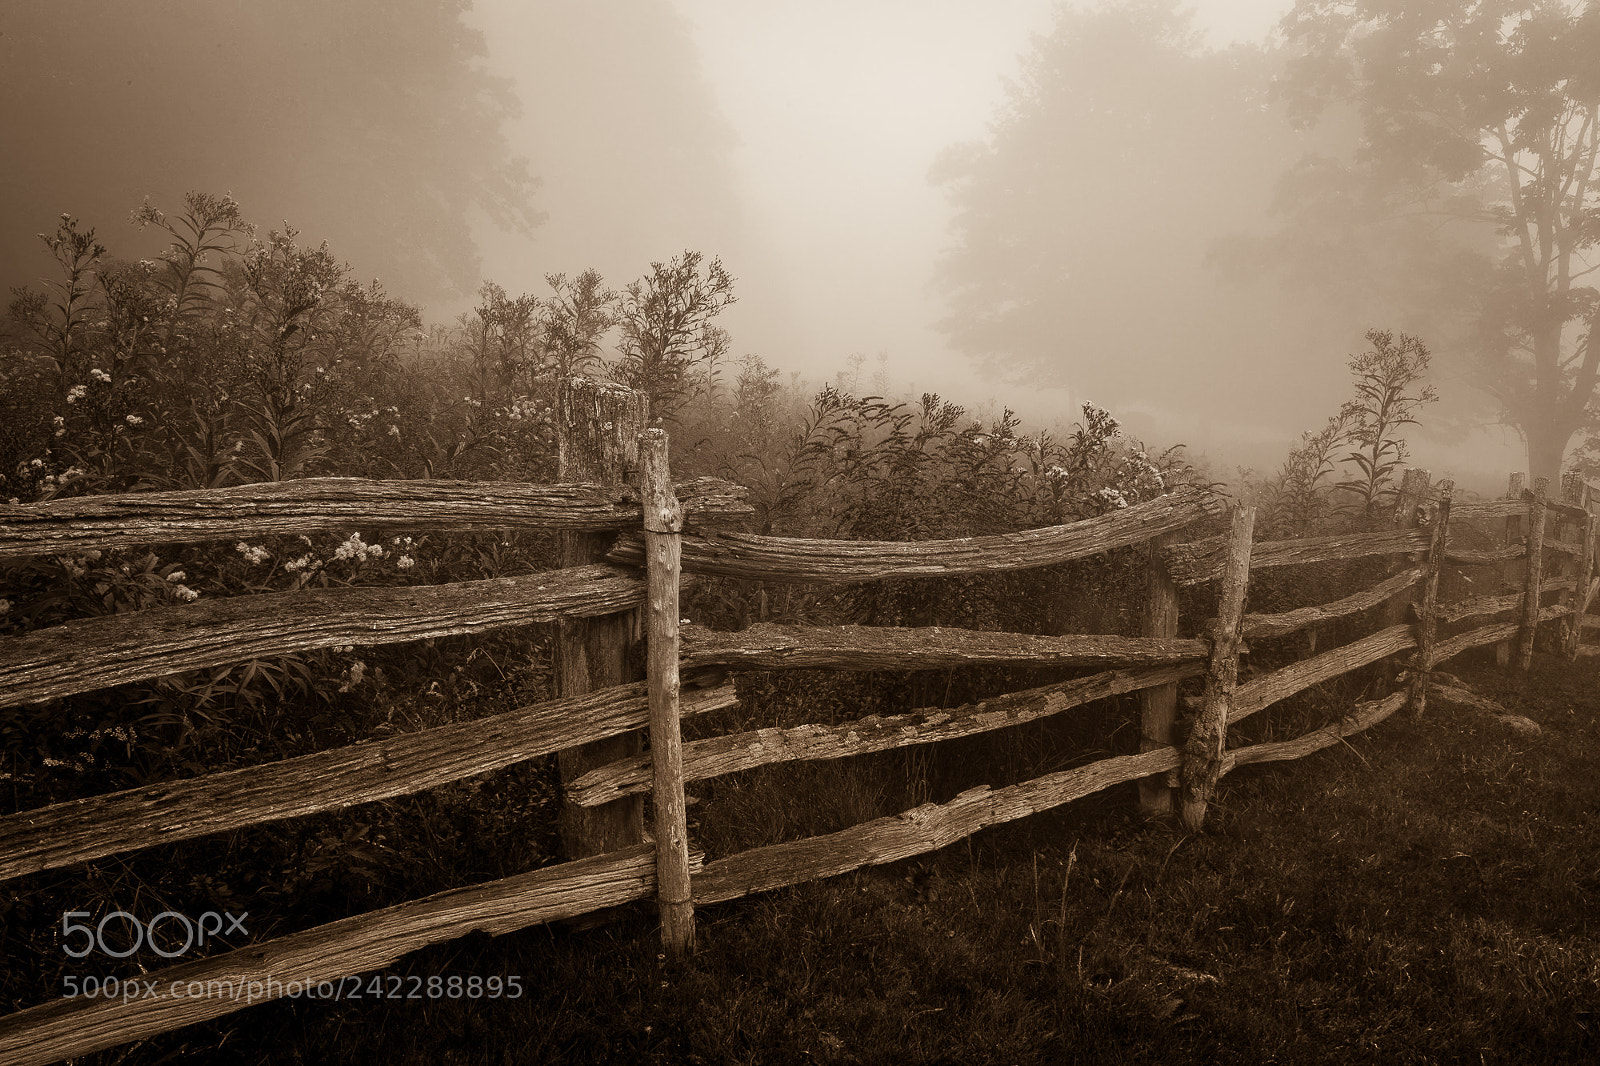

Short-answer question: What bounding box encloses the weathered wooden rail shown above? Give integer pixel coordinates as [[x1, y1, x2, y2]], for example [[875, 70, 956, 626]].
[[2, 401, 1596, 1066]]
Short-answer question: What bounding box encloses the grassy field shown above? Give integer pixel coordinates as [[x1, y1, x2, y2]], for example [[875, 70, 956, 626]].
[[89, 647, 1599, 1066]]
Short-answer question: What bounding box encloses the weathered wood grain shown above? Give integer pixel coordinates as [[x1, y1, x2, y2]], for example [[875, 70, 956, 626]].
[[1163, 526, 1433, 586], [1444, 544, 1527, 566], [1543, 535, 1584, 557], [1408, 482, 1452, 718], [1536, 491, 1590, 522], [554, 379, 648, 859], [1441, 578, 1573, 624], [0, 564, 651, 709], [1182, 505, 1253, 831], [607, 486, 1223, 583], [638, 428, 695, 956], [1241, 568, 1423, 642], [692, 747, 1180, 906], [1230, 624, 1417, 724], [1227, 691, 1408, 771], [1449, 499, 1528, 522], [679, 623, 1207, 673], [1495, 474, 1526, 667], [1430, 683, 1539, 735], [569, 661, 1206, 806], [1518, 478, 1549, 671], [0, 844, 686, 1066], [1139, 529, 1182, 816], [0, 683, 736, 882], [0, 477, 751, 560], [1429, 621, 1520, 667]]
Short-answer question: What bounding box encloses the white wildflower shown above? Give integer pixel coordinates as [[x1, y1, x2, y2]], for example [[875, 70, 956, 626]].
[[166, 570, 186, 582], [66, 385, 88, 404], [89, 368, 111, 383], [125, 414, 144, 426], [173, 585, 200, 602], [396, 555, 415, 570]]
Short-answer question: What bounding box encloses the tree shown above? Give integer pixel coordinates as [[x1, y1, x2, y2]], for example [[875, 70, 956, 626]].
[[930, 0, 1313, 409], [1279, 0, 1600, 483], [0, 0, 539, 307]]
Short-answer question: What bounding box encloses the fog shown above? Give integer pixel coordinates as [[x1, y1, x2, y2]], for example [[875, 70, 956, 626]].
[[0, 0, 1534, 487]]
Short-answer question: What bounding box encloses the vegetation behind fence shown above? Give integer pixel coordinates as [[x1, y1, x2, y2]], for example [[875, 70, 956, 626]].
[[1, 380, 1595, 1064]]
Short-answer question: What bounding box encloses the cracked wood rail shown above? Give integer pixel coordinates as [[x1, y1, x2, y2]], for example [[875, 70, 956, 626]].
[[607, 485, 1223, 583], [0, 476, 752, 560], [0, 564, 651, 709], [570, 662, 1206, 806], [680, 623, 1206, 674]]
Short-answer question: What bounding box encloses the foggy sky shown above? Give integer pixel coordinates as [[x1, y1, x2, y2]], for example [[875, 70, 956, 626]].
[[465, 0, 1522, 485], [1, 0, 1528, 487]]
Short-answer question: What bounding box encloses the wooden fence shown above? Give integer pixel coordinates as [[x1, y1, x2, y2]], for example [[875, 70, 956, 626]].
[[1, 379, 1595, 1062]]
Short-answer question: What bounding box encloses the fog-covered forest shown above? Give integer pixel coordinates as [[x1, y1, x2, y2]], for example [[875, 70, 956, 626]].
[[5, 0, 1595, 490], [4, 3, 1600, 1064]]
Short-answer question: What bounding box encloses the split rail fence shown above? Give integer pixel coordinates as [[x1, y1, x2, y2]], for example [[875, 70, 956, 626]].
[[1, 378, 1595, 1064]]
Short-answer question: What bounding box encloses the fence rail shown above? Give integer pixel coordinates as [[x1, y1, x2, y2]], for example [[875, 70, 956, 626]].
[[3, 386, 1598, 1066]]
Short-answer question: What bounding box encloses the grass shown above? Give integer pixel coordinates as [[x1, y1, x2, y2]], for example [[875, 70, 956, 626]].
[[66, 647, 1600, 1065]]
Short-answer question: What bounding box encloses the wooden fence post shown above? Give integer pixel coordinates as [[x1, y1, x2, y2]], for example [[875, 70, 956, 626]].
[[1138, 530, 1181, 817], [1496, 472, 1525, 668], [1568, 485, 1597, 661], [557, 378, 648, 858], [1180, 505, 1254, 833], [1407, 480, 1451, 718], [1516, 476, 1549, 673], [1559, 475, 1589, 660], [638, 429, 695, 956], [1380, 468, 1430, 690]]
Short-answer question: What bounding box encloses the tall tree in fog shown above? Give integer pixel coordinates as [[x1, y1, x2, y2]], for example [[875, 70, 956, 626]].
[[1278, 0, 1600, 483], [931, 1, 1305, 403], [0, 0, 538, 308]]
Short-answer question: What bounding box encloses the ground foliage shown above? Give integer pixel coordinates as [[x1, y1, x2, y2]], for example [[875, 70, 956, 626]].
[[3, 192, 1581, 1065]]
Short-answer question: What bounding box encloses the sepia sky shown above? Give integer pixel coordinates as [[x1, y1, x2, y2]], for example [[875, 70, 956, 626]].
[[465, 0, 1524, 484], [0, 0, 1527, 485]]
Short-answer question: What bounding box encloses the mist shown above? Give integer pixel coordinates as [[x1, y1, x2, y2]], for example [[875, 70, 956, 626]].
[[0, 0, 1537, 489]]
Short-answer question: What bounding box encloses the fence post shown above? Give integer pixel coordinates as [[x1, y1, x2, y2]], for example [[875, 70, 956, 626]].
[[1138, 530, 1181, 817], [556, 378, 648, 858], [1559, 475, 1590, 660], [1407, 479, 1452, 718], [1380, 468, 1430, 690], [1496, 472, 1525, 668], [637, 429, 695, 957], [1180, 505, 1254, 833], [1516, 476, 1549, 673], [1568, 484, 1597, 661]]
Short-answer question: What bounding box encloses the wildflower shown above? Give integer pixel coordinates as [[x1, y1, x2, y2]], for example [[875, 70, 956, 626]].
[[29, 458, 43, 469], [396, 555, 415, 569], [66, 385, 88, 404], [166, 570, 186, 582], [387, 424, 400, 438], [52, 416, 63, 428], [89, 368, 111, 383], [173, 585, 200, 602], [125, 414, 144, 426], [235, 542, 271, 565]]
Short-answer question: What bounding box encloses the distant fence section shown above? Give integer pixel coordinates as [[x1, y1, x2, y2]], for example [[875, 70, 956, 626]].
[[1, 380, 1595, 1064]]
